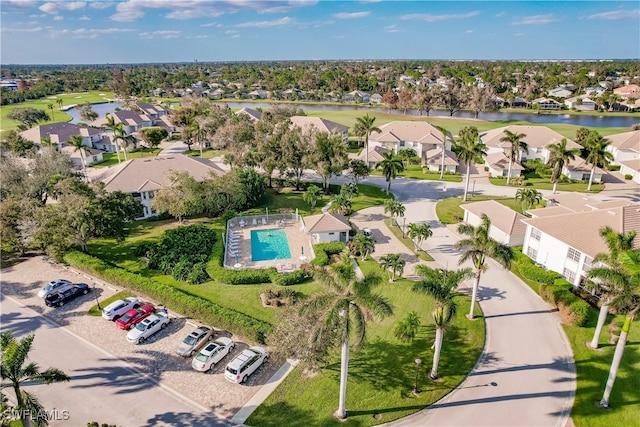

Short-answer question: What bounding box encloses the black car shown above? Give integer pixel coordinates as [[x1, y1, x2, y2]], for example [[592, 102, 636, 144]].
[[44, 283, 91, 307]]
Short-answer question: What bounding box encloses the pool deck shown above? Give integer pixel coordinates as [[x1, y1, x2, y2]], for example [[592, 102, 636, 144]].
[[225, 218, 312, 271]]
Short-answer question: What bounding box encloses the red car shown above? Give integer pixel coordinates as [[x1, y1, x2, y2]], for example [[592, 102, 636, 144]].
[[115, 304, 155, 330]]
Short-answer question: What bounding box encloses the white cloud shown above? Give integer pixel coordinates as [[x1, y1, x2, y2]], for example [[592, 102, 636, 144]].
[[79, 15, 90, 21], [588, 9, 640, 20], [512, 14, 558, 25], [39, 1, 86, 15], [53, 15, 63, 21], [236, 16, 295, 28], [194, 34, 208, 38], [333, 11, 370, 19], [400, 11, 480, 22], [384, 24, 401, 33], [465, 30, 473, 34], [2, 0, 39, 13], [0, 25, 43, 33], [139, 30, 181, 39], [200, 21, 221, 27], [89, 2, 114, 10]]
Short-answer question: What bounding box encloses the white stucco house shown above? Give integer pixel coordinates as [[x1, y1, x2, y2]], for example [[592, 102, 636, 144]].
[[522, 203, 640, 287], [101, 154, 225, 219], [564, 96, 598, 111], [562, 157, 605, 183], [461, 200, 528, 247], [289, 116, 350, 144], [368, 121, 453, 164], [20, 122, 104, 150], [302, 213, 351, 244], [60, 145, 104, 167], [604, 130, 640, 164], [619, 158, 640, 184], [423, 148, 459, 173], [484, 152, 525, 178], [357, 145, 390, 169]]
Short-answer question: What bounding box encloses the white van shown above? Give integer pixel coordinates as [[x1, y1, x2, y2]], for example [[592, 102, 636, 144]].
[[224, 346, 268, 384]]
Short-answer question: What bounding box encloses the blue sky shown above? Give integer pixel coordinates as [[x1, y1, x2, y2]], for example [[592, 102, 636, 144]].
[[1, 1, 639, 64]]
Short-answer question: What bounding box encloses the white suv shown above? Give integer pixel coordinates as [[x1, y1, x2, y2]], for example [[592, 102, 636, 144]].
[[224, 346, 268, 384]]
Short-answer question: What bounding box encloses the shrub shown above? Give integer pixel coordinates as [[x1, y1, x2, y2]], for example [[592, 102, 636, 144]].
[[516, 260, 563, 284], [624, 174, 633, 180], [608, 164, 621, 172], [64, 250, 271, 340], [272, 269, 309, 286], [310, 242, 346, 266], [187, 262, 210, 284], [567, 299, 590, 326], [310, 250, 329, 266]]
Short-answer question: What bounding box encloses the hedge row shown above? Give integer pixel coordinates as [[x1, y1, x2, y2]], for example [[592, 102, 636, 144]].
[[514, 251, 563, 285], [310, 242, 347, 266], [208, 238, 310, 285], [64, 250, 272, 342]]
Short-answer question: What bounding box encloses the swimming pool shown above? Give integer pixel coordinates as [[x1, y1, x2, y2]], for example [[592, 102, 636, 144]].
[[250, 228, 292, 262]]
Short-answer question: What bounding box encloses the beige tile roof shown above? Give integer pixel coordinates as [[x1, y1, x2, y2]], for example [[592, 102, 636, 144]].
[[369, 121, 450, 145], [102, 154, 225, 193], [357, 146, 389, 163], [588, 199, 638, 210], [485, 152, 525, 170], [544, 192, 600, 212], [564, 157, 605, 174], [480, 125, 580, 149], [620, 157, 640, 171], [461, 200, 528, 235], [304, 213, 351, 234], [236, 107, 262, 122], [604, 130, 639, 151], [425, 148, 459, 166], [522, 205, 640, 257], [527, 205, 575, 218], [60, 145, 104, 158], [289, 116, 349, 135]]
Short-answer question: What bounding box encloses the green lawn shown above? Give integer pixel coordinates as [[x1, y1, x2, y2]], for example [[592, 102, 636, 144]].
[[371, 165, 463, 183], [435, 195, 534, 224], [91, 149, 161, 168], [0, 91, 115, 136], [88, 290, 134, 316], [489, 173, 605, 193], [509, 261, 640, 427], [246, 259, 484, 427], [184, 149, 225, 159], [383, 218, 434, 262]]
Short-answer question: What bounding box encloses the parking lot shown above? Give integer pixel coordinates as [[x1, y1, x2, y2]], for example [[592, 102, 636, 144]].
[[0, 256, 279, 422]]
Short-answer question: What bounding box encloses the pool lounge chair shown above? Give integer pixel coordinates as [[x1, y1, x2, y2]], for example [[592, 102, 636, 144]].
[[262, 217, 267, 225], [276, 263, 283, 273], [252, 218, 258, 226]]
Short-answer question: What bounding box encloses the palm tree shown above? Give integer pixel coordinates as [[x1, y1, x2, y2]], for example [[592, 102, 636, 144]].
[[515, 188, 542, 213], [394, 311, 421, 343], [379, 253, 406, 282], [39, 136, 55, 153], [329, 193, 352, 216], [593, 249, 640, 408], [376, 151, 404, 195], [302, 264, 392, 419], [303, 185, 322, 209], [455, 214, 514, 319], [47, 104, 54, 122], [105, 114, 122, 163], [500, 129, 528, 185], [383, 200, 405, 226], [546, 138, 580, 194], [69, 134, 88, 178], [355, 114, 381, 166], [413, 266, 474, 379], [1, 331, 70, 427], [582, 131, 613, 191], [586, 227, 637, 349], [407, 223, 433, 252], [350, 233, 375, 261], [438, 126, 449, 180], [56, 98, 63, 111], [454, 126, 487, 202]]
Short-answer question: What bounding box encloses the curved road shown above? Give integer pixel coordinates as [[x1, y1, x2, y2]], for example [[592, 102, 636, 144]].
[[363, 177, 577, 427]]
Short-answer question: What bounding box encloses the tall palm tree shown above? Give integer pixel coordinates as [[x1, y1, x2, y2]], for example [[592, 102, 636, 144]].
[[350, 233, 375, 261], [379, 253, 406, 282], [1, 332, 70, 427], [593, 249, 640, 408], [438, 126, 449, 180], [500, 129, 528, 185], [69, 134, 88, 178], [546, 138, 580, 194], [582, 131, 613, 191], [105, 114, 122, 163], [407, 223, 433, 252], [47, 104, 54, 122], [56, 98, 63, 111], [383, 200, 405, 226], [455, 214, 514, 319], [302, 264, 392, 419], [413, 266, 473, 379], [515, 188, 542, 213], [586, 227, 637, 349], [454, 126, 487, 202], [39, 136, 55, 153], [376, 151, 404, 195], [355, 114, 381, 166]]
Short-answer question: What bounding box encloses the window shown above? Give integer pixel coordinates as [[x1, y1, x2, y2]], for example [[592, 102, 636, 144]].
[[567, 248, 581, 262], [562, 267, 576, 283], [526, 246, 538, 259], [530, 228, 541, 241], [329, 232, 335, 235], [582, 256, 593, 272]]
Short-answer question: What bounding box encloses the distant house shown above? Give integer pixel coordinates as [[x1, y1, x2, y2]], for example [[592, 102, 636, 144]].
[[564, 96, 598, 111], [368, 121, 453, 163], [423, 148, 459, 173], [619, 158, 640, 184], [101, 154, 225, 219], [510, 97, 530, 108], [613, 84, 640, 99], [236, 107, 263, 123], [134, 102, 166, 120], [604, 130, 640, 164], [357, 145, 390, 168], [247, 90, 269, 99], [461, 200, 528, 246], [20, 122, 103, 149], [302, 213, 351, 244], [289, 116, 349, 143], [370, 94, 383, 104], [343, 90, 370, 103], [91, 109, 153, 134], [533, 98, 562, 110], [562, 157, 605, 183], [547, 87, 572, 98], [60, 145, 104, 167]]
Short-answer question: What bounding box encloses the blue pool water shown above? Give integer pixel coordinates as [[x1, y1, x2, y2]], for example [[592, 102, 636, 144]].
[[250, 229, 292, 261]]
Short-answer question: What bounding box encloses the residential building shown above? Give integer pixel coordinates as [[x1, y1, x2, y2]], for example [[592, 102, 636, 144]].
[[613, 84, 640, 99], [423, 148, 459, 173], [484, 152, 525, 178], [370, 94, 383, 104], [343, 90, 370, 103], [562, 157, 605, 183], [604, 130, 640, 164], [0, 80, 18, 91], [91, 109, 153, 134], [101, 154, 225, 219], [20, 122, 103, 149], [60, 145, 104, 167], [510, 97, 530, 108], [533, 98, 563, 110], [302, 213, 351, 244], [236, 107, 263, 123], [564, 96, 598, 111], [619, 158, 640, 184], [547, 87, 572, 98], [368, 121, 453, 164], [356, 145, 390, 168], [289, 116, 349, 143], [461, 200, 527, 246]]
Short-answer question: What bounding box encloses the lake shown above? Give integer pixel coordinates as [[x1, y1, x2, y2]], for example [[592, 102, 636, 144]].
[[67, 100, 639, 129]]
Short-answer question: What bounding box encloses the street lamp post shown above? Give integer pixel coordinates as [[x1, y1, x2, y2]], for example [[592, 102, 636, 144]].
[[402, 217, 407, 239], [413, 358, 422, 395], [93, 283, 101, 311]]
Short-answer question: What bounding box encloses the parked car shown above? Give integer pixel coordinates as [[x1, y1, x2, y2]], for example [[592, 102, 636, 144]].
[[192, 337, 235, 372], [102, 297, 140, 321], [115, 304, 155, 330], [44, 283, 90, 307], [126, 313, 171, 344], [224, 346, 268, 384], [176, 326, 214, 357], [37, 279, 73, 298]]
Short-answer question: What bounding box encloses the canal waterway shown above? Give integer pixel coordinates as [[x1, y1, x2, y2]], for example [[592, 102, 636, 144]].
[[68, 100, 639, 129]]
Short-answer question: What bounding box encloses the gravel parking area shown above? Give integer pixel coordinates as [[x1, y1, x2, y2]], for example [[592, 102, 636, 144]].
[[0, 256, 279, 421]]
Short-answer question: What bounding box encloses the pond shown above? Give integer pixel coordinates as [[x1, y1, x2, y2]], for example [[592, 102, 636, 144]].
[[67, 101, 123, 123]]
